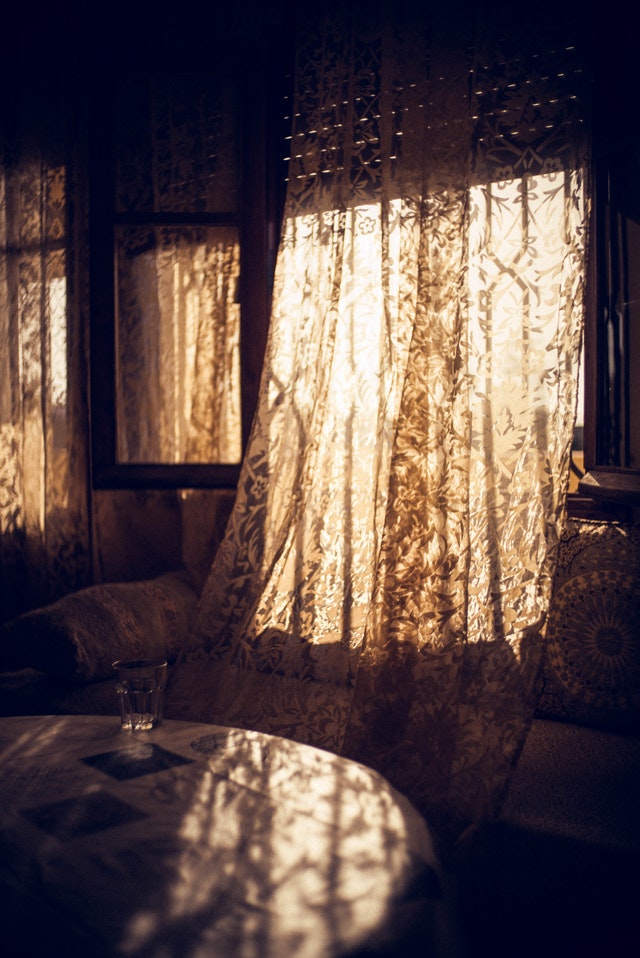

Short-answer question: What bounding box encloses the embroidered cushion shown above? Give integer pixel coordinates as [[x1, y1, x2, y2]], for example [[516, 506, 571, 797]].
[[536, 520, 640, 734], [0, 571, 199, 683]]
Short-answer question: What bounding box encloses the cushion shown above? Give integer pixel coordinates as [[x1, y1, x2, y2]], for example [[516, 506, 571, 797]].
[[0, 571, 199, 683], [535, 519, 640, 733]]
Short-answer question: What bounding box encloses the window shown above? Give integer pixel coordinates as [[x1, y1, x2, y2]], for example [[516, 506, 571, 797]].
[[90, 47, 289, 488], [571, 25, 640, 515], [88, 16, 638, 511]]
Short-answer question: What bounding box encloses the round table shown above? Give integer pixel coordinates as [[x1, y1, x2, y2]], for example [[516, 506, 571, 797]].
[[0, 715, 454, 957]]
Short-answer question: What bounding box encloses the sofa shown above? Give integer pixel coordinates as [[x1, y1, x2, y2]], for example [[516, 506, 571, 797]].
[[455, 518, 640, 958], [1, 520, 639, 957]]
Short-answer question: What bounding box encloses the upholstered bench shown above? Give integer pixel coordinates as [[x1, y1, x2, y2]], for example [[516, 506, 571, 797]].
[[456, 517, 640, 958]]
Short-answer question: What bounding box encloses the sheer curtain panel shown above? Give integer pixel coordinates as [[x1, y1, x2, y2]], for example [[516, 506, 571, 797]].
[[0, 78, 91, 623], [170, 0, 590, 841]]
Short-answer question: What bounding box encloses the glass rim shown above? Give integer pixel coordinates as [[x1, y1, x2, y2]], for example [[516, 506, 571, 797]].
[[112, 658, 168, 670]]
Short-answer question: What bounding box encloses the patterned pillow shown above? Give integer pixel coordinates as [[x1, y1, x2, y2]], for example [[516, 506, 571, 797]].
[[536, 520, 640, 733], [0, 571, 199, 683]]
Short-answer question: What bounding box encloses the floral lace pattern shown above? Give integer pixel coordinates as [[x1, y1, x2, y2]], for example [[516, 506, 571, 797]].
[[536, 520, 640, 732]]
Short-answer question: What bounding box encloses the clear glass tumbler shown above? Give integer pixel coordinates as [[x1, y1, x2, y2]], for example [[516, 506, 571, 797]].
[[112, 658, 168, 731]]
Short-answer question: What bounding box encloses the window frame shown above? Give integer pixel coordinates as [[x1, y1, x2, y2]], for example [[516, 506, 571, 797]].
[[575, 184, 640, 512], [571, 29, 640, 517], [89, 49, 288, 490]]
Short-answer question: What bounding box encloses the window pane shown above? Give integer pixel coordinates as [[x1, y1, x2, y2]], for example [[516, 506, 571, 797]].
[[114, 73, 238, 215], [569, 342, 584, 494], [115, 225, 242, 465], [599, 168, 640, 469]]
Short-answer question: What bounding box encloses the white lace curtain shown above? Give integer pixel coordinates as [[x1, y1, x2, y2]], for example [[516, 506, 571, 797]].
[[172, 0, 591, 840]]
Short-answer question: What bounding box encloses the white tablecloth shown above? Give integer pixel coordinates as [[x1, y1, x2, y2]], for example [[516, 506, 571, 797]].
[[0, 715, 454, 957]]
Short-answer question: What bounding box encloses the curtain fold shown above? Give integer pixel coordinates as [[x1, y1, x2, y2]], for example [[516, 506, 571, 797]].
[[172, 0, 591, 842]]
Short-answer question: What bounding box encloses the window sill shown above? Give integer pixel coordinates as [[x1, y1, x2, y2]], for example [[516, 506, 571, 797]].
[[92, 464, 241, 490], [577, 469, 640, 507]]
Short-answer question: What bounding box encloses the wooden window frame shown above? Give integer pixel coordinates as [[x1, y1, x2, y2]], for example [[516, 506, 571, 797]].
[[571, 30, 640, 518], [89, 48, 289, 490]]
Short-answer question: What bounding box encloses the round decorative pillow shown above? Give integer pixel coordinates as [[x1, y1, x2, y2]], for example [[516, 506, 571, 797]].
[[544, 569, 640, 714]]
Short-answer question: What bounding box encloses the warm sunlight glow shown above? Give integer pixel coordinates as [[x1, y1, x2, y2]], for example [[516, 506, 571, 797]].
[[468, 170, 584, 403], [245, 171, 586, 655], [0, 716, 444, 958], [117, 728, 428, 958], [249, 199, 415, 649], [49, 276, 68, 408], [468, 168, 586, 501]]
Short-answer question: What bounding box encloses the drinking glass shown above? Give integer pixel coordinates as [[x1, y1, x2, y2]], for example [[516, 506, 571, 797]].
[[112, 658, 168, 731]]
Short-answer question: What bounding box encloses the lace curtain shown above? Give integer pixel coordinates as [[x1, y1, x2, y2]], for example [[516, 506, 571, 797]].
[[0, 79, 91, 622], [172, 0, 590, 840]]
